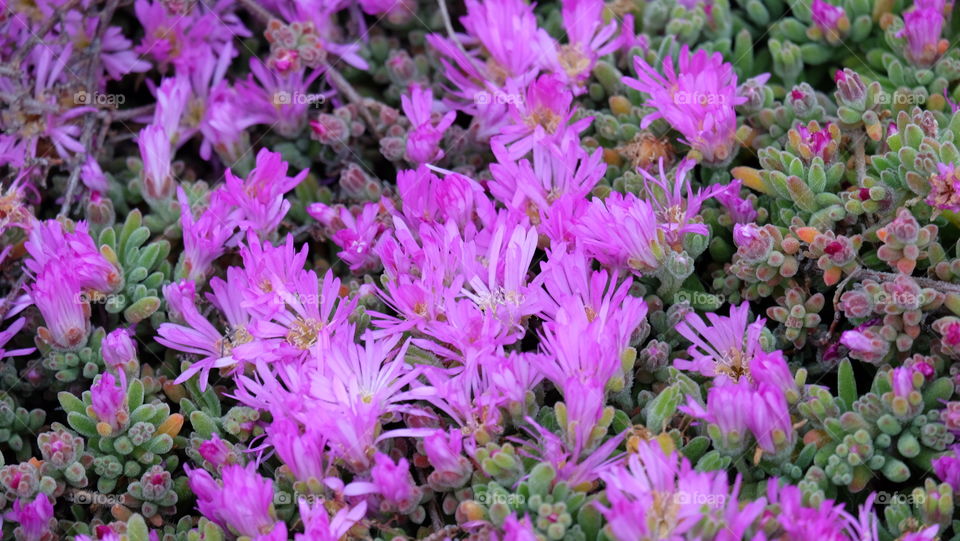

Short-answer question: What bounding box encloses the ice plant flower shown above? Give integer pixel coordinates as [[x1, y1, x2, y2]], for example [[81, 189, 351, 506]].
[[264, 417, 330, 483], [220, 148, 307, 237], [401, 85, 456, 164], [595, 438, 763, 540], [137, 124, 176, 205], [555, 0, 620, 86], [809, 0, 849, 43], [673, 302, 766, 380], [625, 46, 747, 165], [186, 463, 279, 538], [639, 158, 727, 247], [423, 428, 472, 489], [296, 499, 366, 541], [928, 162, 960, 211], [25, 220, 122, 294], [933, 446, 960, 492], [714, 179, 757, 224], [680, 379, 753, 454], [369, 452, 422, 514], [90, 372, 128, 435], [29, 267, 91, 351], [176, 187, 238, 284], [5, 494, 55, 541], [897, 6, 947, 67], [575, 192, 667, 275], [101, 328, 138, 376], [494, 73, 593, 159]]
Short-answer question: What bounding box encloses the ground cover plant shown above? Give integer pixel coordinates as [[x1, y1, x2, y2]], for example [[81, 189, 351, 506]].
[[0, 0, 959, 539]]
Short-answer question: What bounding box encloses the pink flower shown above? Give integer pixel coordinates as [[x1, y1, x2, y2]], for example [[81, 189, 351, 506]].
[[555, 0, 620, 85], [235, 60, 325, 137], [220, 148, 307, 237], [897, 7, 945, 67], [296, 499, 366, 541], [176, 187, 238, 284], [494, 73, 593, 159], [810, 0, 848, 39], [928, 162, 960, 211], [673, 302, 765, 381], [186, 463, 277, 538], [90, 372, 128, 434], [401, 85, 455, 164], [393, 166, 491, 229], [370, 452, 421, 513], [265, 417, 329, 483], [25, 220, 122, 294], [933, 446, 960, 492], [423, 429, 471, 488], [137, 124, 175, 205], [0, 317, 34, 361], [625, 46, 748, 164], [640, 158, 726, 246], [308, 201, 387, 272], [680, 379, 753, 454], [101, 328, 138, 375], [575, 192, 666, 274], [5, 494, 55, 541], [29, 266, 91, 351], [197, 433, 234, 468]]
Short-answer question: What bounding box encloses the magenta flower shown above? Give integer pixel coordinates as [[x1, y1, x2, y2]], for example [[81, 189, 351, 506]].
[[25, 220, 122, 294], [296, 499, 366, 541], [176, 187, 238, 284], [265, 417, 329, 483], [5, 494, 55, 541], [555, 0, 620, 85], [423, 428, 471, 488], [370, 452, 421, 513], [159, 277, 251, 390], [494, 73, 593, 159], [90, 372, 128, 435], [933, 446, 960, 492], [29, 266, 91, 351], [715, 179, 757, 224], [928, 162, 960, 211], [101, 328, 138, 376], [625, 46, 747, 164], [197, 434, 234, 468], [220, 148, 307, 238], [640, 158, 727, 247], [137, 125, 175, 205], [810, 0, 848, 40], [673, 302, 766, 380], [488, 140, 604, 219], [186, 463, 278, 538], [575, 192, 667, 274], [595, 438, 761, 540], [680, 379, 753, 454], [747, 384, 795, 457], [401, 85, 456, 164], [393, 166, 491, 229], [308, 201, 387, 272], [897, 7, 946, 67], [235, 59, 325, 137]]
